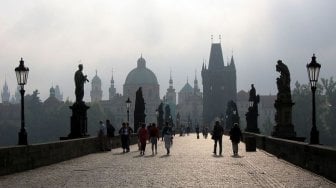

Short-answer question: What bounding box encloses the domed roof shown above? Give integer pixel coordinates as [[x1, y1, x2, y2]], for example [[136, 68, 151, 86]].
[[125, 56, 158, 85], [92, 70, 101, 84]]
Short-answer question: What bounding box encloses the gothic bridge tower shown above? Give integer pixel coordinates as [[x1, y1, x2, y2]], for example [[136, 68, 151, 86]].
[[201, 39, 236, 125]]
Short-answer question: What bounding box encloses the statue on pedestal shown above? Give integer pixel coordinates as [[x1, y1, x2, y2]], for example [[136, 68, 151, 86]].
[[61, 64, 90, 139], [245, 84, 260, 133], [272, 60, 303, 141]]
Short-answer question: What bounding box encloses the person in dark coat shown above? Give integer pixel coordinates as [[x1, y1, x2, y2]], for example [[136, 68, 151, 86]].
[[212, 121, 224, 155], [106, 119, 115, 150], [229, 123, 243, 156]]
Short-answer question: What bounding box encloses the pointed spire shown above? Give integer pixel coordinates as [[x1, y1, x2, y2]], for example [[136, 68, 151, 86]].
[[169, 68, 173, 88], [194, 69, 197, 81], [194, 69, 199, 91], [111, 68, 114, 84], [211, 35, 213, 43], [219, 35, 221, 43], [95, 70, 97, 76]]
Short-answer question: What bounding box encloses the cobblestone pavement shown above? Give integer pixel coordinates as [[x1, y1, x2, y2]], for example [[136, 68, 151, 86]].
[[0, 134, 335, 188]]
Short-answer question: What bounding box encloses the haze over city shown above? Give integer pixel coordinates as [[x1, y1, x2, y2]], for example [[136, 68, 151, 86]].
[[0, 0, 335, 101]]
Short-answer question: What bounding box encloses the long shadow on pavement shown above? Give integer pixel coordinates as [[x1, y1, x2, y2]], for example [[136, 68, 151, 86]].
[[212, 154, 224, 158], [230, 155, 244, 158], [159, 155, 170, 158]]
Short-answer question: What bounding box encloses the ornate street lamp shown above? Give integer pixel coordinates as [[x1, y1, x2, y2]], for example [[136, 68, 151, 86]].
[[126, 97, 131, 123], [307, 54, 321, 144], [15, 58, 29, 145]]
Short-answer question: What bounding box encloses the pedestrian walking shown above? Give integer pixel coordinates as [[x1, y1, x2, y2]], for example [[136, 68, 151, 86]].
[[138, 123, 148, 155], [162, 122, 172, 155], [126, 122, 133, 152], [196, 126, 200, 139], [229, 123, 243, 156], [106, 119, 115, 150], [149, 123, 159, 155], [212, 121, 224, 155], [98, 120, 108, 151], [119, 122, 132, 153]]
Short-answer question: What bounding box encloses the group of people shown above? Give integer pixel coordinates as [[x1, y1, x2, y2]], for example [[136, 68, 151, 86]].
[[212, 121, 242, 156], [98, 120, 116, 151], [137, 122, 173, 155], [98, 119, 242, 157]]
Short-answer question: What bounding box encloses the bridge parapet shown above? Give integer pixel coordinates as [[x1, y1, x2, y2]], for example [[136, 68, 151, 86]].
[[243, 132, 336, 182], [0, 135, 138, 176]]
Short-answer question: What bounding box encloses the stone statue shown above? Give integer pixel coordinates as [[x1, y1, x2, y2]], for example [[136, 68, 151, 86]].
[[249, 84, 257, 103], [272, 60, 301, 141], [245, 84, 260, 133], [74, 64, 89, 103], [276, 60, 291, 98], [225, 100, 239, 131]]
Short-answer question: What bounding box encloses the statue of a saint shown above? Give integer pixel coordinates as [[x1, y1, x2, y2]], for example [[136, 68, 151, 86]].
[[74, 64, 89, 102], [249, 84, 256, 102]]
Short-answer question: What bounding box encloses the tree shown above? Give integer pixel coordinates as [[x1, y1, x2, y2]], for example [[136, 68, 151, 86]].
[[134, 87, 146, 131]]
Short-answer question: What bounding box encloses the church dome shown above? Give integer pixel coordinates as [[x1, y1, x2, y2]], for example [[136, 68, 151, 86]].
[[92, 71, 101, 84], [125, 56, 158, 85]]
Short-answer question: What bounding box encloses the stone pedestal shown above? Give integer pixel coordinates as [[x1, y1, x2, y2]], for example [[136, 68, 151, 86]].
[[272, 99, 298, 140], [61, 102, 90, 140], [245, 108, 260, 134]]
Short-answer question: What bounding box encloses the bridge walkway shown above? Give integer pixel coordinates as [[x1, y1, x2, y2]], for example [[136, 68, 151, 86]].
[[0, 134, 334, 187]]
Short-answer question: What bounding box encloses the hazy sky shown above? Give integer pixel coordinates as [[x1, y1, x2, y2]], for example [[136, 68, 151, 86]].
[[1, 0, 335, 101]]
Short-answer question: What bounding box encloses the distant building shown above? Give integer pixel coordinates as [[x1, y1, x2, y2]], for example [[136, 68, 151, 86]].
[[176, 74, 203, 128], [202, 42, 237, 125], [109, 71, 117, 100], [44, 86, 63, 110], [164, 71, 177, 122], [54, 85, 63, 101], [90, 71, 103, 102], [1, 79, 10, 104], [98, 55, 161, 130], [123, 55, 160, 124]]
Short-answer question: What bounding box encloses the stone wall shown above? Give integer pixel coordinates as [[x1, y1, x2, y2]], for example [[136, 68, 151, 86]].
[[0, 135, 138, 176], [243, 132, 336, 182]]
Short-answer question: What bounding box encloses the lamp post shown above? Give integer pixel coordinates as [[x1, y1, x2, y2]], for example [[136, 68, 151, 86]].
[[307, 54, 321, 144], [15, 58, 29, 145], [126, 97, 131, 123]]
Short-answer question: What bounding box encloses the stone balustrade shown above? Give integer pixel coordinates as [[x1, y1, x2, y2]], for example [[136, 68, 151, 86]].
[[0, 135, 138, 176], [243, 132, 336, 182]]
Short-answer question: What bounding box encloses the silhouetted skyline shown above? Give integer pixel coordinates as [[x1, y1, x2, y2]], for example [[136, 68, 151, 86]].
[[0, 1, 335, 101]]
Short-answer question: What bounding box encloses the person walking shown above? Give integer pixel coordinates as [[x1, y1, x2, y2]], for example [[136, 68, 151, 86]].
[[119, 122, 131, 153], [106, 119, 115, 150], [229, 123, 243, 156], [196, 126, 200, 139], [98, 120, 108, 151], [149, 123, 159, 155], [126, 122, 133, 152], [162, 122, 172, 155], [212, 121, 224, 155], [138, 123, 148, 155]]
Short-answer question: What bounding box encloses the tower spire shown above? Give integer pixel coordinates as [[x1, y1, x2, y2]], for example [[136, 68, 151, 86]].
[[111, 68, 114, 84], [219, 35, 221, 43], [169, 68, 173, 88], [211, 35, 213, 43]]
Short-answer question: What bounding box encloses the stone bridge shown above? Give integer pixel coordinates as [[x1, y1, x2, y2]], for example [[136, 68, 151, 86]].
[[0, 134, 335, 187]]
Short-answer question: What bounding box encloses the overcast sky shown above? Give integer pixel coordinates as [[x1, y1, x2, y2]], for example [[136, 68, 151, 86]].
[[1, 0, 335, 101]]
